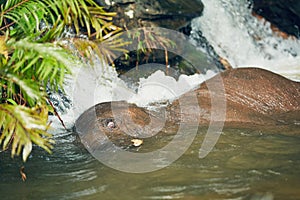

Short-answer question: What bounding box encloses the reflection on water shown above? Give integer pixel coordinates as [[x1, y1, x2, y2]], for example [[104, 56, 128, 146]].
[[1, 127, 300, 200]]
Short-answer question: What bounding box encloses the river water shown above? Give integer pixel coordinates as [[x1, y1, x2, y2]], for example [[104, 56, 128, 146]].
[[1, 127, 300, 199], [1, 0, 300, 199]]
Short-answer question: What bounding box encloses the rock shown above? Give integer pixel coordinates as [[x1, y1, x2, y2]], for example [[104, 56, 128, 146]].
[[94, 0, 205, 76], [251, 0, 300, 38], [75, 68, 300, 149], [96, 0, 204, 30]]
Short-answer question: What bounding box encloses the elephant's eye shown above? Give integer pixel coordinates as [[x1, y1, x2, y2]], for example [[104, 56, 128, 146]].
[[107, 121, 115, 129]]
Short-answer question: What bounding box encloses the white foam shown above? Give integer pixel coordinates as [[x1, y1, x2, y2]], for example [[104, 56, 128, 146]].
[[49, 59, 215, 130], [128, 70, 216, 107], [72, 63, 215, 110], [50, 0, 300, 130]]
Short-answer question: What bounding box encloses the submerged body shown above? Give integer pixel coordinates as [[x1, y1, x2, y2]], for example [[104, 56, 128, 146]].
[[180, 67, 300, 127], [75, 68, 300, 148]]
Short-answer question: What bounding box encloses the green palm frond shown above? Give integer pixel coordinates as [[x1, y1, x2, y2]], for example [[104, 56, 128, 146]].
[[7, 38, 74, 91], [0, 104, 53, 162], [0, 0, 121, 40], [131, 28, 176, 54], [0, 0, 128, 163], [0, 0, 54, 37], [0, 38, 74, 107], [72, 32, 130, 64], [0, 72, 45, 106], [124, 28, 177, 70]]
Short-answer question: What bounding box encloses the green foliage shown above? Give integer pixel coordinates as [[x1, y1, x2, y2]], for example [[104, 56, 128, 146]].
[[0, 104, 53, 161], [0, 0, 119, 40], [73, 32, 131, 64], [127, 27, 176, 70], [7, 39, 73, 92], [0, 0, 125, 162]]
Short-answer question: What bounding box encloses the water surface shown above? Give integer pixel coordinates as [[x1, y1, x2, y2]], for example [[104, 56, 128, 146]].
[[1, 127, 299, 200]]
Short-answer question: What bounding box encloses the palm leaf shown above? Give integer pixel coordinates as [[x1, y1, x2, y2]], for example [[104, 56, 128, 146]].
[[0, 104, 54, 161], [6, 38, 74, 91], [0, 72, 45, 106], [0, 0, 128, 162], [1, 0, 52, 37], [0, 0, 120, 40], [72, 32, 130, 64]]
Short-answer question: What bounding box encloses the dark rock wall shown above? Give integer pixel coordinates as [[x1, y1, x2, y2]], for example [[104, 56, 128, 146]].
[[96, 0, 300, 38], [93, 0, 300, 73], [251, 0, 300, 38], [95, 0, 204, 30]]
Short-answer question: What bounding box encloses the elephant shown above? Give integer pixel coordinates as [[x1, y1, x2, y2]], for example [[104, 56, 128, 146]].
[[75, 68, 300, 151]]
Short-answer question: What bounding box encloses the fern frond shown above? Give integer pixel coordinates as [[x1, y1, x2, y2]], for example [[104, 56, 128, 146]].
[[7, 38, 74, 91], [0, 72, 45, 106], [0, 0, 127, 162], [1, 0, 120, 40], [72, 32, 130, 64], [1, 0, 53, 37], [0, 104, 54, 161]]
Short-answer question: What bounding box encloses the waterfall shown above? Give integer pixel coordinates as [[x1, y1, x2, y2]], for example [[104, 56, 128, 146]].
[[191, 0, 300, 81], [50, 0, 300, 130]]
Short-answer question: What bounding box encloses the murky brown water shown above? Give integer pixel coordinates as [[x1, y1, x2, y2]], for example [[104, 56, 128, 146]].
[[1, 126, 300, 200]]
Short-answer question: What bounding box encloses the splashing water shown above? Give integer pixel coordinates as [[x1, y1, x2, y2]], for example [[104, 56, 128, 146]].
[[50, 0, 300, 130], [8, 2, 300, 198], [49, 59, 216, 130], [191, 0, 300, 81]]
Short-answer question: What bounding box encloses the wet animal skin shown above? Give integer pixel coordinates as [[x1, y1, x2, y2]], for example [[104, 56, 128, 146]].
[[75, 68, 300, 149]]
